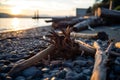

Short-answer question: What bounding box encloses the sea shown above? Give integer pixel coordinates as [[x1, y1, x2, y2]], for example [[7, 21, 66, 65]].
[[0, 18, 51, 33]]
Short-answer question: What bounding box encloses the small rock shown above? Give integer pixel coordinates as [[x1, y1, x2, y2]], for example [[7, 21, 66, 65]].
[[96, 39, 102, 44], [22, 66, 40, 77], [73, 66, 81, 73], [116, 48, 120, 53], [115, 57, 120, 65], [75, 73, 87, 80], [56, 70, 66, 79], [6, 76, 12, 80], [42, 67, 50, 73], [114, 65, 120, 74], [15, 76, 26, 80], [66, 71, 77, 78], [65, 76, 76, 80], [51, 77, 58, 80], [1, 65, 11, 73], [72, 60, 87, 67], [10, 50, 18, 54], [82, 69, 91, 75], [63, 68, 72, 72], [62, 62, 72, 68]]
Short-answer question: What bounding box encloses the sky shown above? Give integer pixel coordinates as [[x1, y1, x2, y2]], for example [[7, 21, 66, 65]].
[[0, 0, 95, 16]]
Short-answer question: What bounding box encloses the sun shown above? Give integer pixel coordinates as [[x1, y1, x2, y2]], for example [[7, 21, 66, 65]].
[[11, 7, 22, 15]]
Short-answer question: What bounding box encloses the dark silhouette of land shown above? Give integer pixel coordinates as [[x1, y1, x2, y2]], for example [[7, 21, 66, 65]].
[[0, 13, 31, 18]]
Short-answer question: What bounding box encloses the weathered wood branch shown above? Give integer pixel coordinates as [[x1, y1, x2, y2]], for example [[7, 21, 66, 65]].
[[8, 45, 55, 76], [75, 40, 120, 57], [73, 16, 103, 32], [75, 40, 95, 55], [90, 42, 113, 80], [58, 31, 108, 40], [52, 17, 86, 29]]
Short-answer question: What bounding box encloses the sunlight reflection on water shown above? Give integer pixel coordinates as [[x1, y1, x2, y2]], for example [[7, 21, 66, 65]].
[[11, 18, 20, 31], [0, 18, 51, 32]]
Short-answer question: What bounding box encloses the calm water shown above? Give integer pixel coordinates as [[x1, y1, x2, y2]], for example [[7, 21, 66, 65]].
[[0, 18, 51, 33]]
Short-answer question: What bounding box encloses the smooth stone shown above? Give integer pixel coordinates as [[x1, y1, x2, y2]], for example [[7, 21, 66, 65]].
[[51, 77, 58, 80], [82, 69, 91, 75], [115, 57, 120, 65], [73, 66, 81, 73], [49, 69, 59, 74], [10, 50, 18, 54], [96, 39, 102, 45], [65, 76, 76, 80], [6, 76, 12, 80], [62, 62, 73, 68], [34, 70, 43, 78], [15, 76, 26, 80], [56, 70, 66, 79], [109, 72, 115, 80], [72, 60, 87, 67], [1, 65, 11, 73], [11, 54, 18, 58], [114, 65, 120, 74], [0, 73, 8, 79], [43, 73, 51, 78], [66, 71, 77, 77], [0, 63, 4, 67], [63, 68, 72, 72], [41, 67, 50, 73], [116, 48, 120, 53], [22, 66, 40, 77], [75, 73, 87, 80]]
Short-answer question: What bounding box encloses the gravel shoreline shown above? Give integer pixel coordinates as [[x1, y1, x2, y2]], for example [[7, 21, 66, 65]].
[[0, 26, 120, 80]]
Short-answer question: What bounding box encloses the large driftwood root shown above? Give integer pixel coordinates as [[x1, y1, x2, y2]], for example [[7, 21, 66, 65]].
[[46, 27, 80, 59], [90, 41, 113, 80]]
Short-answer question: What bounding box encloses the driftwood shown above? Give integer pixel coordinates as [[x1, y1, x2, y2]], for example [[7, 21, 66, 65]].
[[8, 27, 119, 76], [73, 16, 103, 32], [115, 42, 120, 48], [8, 45, 55, 75], [96, 8, 120, 24], [58, 31, 108, 41], [91, 41, 113, 80], [45, 16, 76, 23], [75, 40, 95, 55], [52, 17, 86, 29]]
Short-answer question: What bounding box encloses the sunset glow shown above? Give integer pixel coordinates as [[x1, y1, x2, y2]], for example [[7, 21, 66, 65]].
[[11, 7, 22, 15], [0, 0, 95, 16]]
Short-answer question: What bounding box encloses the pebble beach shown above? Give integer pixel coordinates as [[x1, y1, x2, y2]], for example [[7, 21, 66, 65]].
[[0, 25, 120, 80]]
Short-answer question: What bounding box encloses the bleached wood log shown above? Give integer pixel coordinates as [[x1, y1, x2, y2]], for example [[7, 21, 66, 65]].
[[73, 16, 103, 32], [90, 42, 113, 80], [8, 45, 55, 75], [58, 31, 108, 40]]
